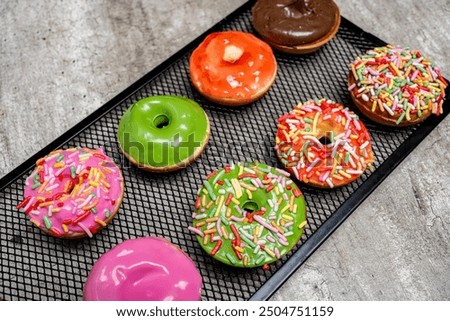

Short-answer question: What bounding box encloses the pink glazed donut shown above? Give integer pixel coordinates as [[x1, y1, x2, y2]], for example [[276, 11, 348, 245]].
[[83, 237, 203, 301], [17, 147, 124, 238]]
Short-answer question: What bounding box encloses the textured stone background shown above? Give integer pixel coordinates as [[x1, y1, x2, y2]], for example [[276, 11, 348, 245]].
[[1, 0, 449, 300]]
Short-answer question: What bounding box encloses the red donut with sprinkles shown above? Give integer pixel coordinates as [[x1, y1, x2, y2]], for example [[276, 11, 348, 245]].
[[275, 99, 375, 188]]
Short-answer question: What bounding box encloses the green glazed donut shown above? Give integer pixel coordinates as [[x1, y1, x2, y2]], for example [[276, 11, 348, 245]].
[[189, 162, 307, 268], [118, 96, 210, 172]]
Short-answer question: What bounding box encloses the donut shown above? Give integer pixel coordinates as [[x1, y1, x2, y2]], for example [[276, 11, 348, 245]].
[[16, 148, 124, 238], [275, 99, 374, 188], [84, 237, 202, 301], [189, 31, 277, 106], [348, 45, 448, 127], [252, 0, 341, 54], [189, 162, 307, 268], [117, 95, 210, 172]]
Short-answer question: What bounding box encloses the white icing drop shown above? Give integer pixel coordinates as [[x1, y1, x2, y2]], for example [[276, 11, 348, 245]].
[[226, 75, 242, 89]]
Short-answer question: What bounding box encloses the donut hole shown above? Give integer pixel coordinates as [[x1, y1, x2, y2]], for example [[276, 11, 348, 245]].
[[318, 132, 333, 146], [153, 114, 170, 129], [242, 200, 260, 214]]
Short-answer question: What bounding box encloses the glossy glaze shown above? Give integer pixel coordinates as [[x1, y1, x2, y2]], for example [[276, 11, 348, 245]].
[[190, 162, 307, 268], [117, 96, 209, 169], [19, 148, 123, 238], [84, 237, 202, 301], [252, 0, 339, 46], [189, 31, 277, 104]]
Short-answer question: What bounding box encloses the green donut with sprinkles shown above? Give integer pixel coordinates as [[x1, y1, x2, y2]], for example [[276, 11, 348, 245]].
[[189, 162, 307, 268], [348, 45, 448, 127]]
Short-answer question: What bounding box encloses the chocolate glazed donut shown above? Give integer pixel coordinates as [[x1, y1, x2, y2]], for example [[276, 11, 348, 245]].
[[252, 0, 341, 54]]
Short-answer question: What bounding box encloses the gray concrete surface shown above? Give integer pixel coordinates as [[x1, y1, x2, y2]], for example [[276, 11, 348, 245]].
[[1, 0, 449, 300]]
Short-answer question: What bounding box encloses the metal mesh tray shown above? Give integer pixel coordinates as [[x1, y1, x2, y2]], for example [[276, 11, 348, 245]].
[[1, 1, 449, 301]]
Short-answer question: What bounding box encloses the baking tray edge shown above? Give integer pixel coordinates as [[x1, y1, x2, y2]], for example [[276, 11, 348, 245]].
[[1, 0, 449, 301]]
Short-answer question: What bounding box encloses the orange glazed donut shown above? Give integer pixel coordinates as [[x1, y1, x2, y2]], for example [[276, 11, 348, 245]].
[[275, 99, 375, 188], [189, 31, 277, 106]]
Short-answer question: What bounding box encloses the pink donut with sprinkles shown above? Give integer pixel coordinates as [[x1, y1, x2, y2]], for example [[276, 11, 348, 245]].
[[275, 99, 375, 188], [17, 148, 124, 238]]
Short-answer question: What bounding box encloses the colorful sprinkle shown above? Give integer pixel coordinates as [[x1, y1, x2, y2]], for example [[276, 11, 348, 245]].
[[276, 99, 374, 188], [43, 216, 52, 229], [190, 162, 306, 268], [19, 148, 123, 238], [349, 45, 447, 123]]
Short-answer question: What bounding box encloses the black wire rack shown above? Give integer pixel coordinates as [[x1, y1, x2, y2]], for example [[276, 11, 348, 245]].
[[1, 1, 448, 301]]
